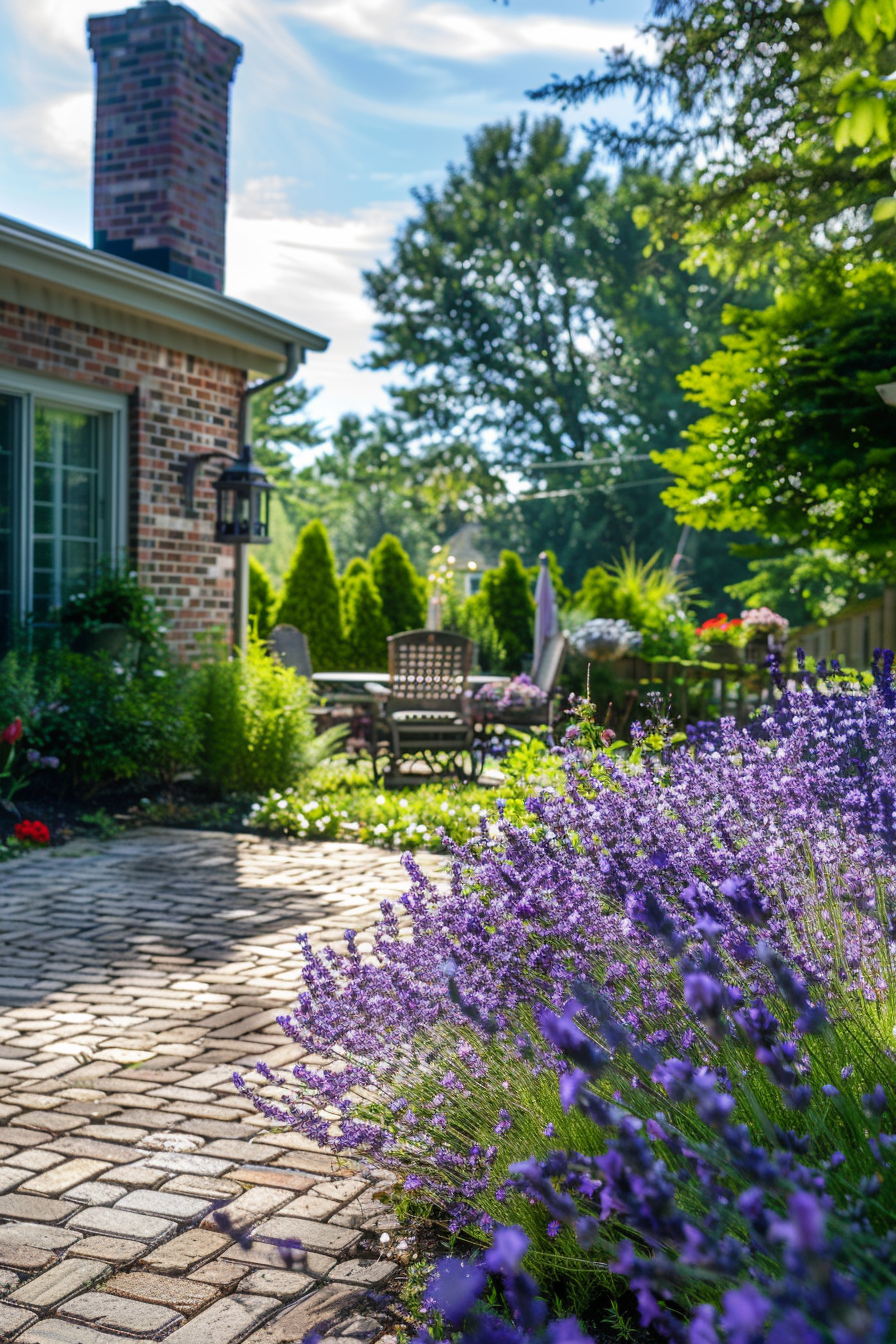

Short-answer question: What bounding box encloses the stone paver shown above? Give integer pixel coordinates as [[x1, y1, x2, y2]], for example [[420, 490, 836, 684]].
[[0, 832, 426, 1341], [101, 1271, 219, 1315], [0, 1301, 38, 1338], [59, 1289, 183, 1336]]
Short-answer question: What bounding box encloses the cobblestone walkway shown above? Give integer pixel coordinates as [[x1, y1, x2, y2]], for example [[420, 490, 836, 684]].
[[0, 829, 429, 1344]]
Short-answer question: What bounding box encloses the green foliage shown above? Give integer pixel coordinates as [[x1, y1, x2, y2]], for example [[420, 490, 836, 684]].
[[194, 635, 317, 796], [369, 533, 426, 634], [248, 555, 278, 641], [0, 651, 38, 732], [725, 545, 882, 626], [533, 0, 896, 277], [577, 548, 697, 658], [250, 380, 324, 499], [26, 650, 197, 795], [57, 564, 166, 650], [341, 557, 370, 585], [479, 551, 535, 672], [249, 739, 562, 850], [449, 591, 506, 674], [363, 119, 753, 599], [660, 259, 896, 558], [274, 520, 344, 671], [342, 569, 389, 672]]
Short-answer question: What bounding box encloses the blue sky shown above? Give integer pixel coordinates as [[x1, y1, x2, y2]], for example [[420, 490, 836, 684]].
[[0, 0, 650, 430]]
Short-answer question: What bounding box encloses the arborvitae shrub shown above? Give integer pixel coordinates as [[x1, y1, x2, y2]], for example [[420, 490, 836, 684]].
[[453, 591, 506, 673], [342, 570, 389, 671], [369, 534, 426, 635], [274, 521, 344, 671], [480, 550, 535, 672], [249, 555, 278, 640]]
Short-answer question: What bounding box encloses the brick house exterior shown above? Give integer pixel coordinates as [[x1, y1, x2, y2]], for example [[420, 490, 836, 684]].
[[0, 3, 327, 659]]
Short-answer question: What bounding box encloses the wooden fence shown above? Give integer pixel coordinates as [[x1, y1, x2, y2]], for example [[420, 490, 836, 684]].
[[792, 590, 896, 669]]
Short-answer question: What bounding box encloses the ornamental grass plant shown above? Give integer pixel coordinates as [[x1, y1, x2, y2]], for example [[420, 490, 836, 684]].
[[238, 656, 896, 1341], [194, 632, 321, 795]]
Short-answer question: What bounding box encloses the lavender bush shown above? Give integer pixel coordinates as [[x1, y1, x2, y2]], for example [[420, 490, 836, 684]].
[[238, 654, 896, 1338]]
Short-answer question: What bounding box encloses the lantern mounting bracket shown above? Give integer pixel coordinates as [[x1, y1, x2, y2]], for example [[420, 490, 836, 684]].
[[172, 450, 238, 512]]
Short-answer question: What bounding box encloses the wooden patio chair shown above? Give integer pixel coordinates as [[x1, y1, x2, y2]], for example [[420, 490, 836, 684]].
[[378, 630, 476, 782]]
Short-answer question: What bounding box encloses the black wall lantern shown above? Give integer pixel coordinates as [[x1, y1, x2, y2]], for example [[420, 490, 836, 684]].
[[213, 442, 273, 544], [171, 341, 299, 649]]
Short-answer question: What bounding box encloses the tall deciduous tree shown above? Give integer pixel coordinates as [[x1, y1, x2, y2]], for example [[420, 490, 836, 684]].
[[657, 259, 896, 560], [274, 521, 344, 671], [531, 0, 896, 278], [363, 116, 753, 597]]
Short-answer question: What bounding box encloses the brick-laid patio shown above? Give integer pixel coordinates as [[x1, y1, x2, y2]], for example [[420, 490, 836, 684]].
[[0, 829, 429, 1343]]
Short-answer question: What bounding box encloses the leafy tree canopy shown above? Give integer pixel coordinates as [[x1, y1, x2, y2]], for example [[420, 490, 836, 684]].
[[251, 381, 323, 490], [724, 544, 882, 625], [362, 115, 755, 598], [657, 258, 896, 557], [282, 412, 504, 573], [531, 0, 896, 278]]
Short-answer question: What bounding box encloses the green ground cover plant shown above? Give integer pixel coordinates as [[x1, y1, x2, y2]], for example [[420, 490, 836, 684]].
[[248, 737, 562, 851]]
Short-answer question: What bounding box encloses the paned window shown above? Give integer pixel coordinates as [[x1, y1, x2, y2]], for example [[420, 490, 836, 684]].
[[0, 373, 127, 652], [32, 408, 101, 622], [0, 396, 15, 651]]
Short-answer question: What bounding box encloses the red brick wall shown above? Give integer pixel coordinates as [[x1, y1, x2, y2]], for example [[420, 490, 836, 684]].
[[0, 299, 245, 658]]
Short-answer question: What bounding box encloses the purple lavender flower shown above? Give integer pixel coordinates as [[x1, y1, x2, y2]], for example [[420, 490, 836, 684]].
[[425, 1258, 487, 1325]]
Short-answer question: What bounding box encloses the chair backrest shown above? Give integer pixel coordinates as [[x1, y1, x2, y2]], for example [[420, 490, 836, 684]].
[[534, 632, 567, 695], [269, 624, 313, 679], [387, 630, 473, 709]]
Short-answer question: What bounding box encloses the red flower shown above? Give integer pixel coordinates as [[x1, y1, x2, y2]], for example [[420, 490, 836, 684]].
[[13, 819, 50, 846], [695, 613, 744, 638], [1, 719, 22, 744]]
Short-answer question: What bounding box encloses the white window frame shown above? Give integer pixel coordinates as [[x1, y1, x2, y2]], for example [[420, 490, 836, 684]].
[[0, 368, 129, 629]]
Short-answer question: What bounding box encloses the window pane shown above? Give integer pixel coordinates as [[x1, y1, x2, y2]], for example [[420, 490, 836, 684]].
[[0, 396, 14, 651], [32, 407, 100, 620]]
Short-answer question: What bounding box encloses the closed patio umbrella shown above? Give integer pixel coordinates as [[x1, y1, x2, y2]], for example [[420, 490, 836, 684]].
[[533, 551, 558, 672], [426, 588, 443, 631]]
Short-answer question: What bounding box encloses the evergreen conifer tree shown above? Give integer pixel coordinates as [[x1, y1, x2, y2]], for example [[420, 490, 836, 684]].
[[342, 570, 389, 671], [248, 555, 277, 640], [274, 520, 344, 670], [480, 550, 535, 672], [369, 534, 426, 635]]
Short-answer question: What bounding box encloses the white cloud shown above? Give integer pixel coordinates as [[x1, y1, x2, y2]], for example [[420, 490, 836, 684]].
[[226, 193, 409, 426], [0, 91, 93, 177], [289, 0, 640, 62]]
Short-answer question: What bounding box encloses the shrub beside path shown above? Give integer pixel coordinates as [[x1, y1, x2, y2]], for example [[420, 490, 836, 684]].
[[0, 829, 434, 1343]]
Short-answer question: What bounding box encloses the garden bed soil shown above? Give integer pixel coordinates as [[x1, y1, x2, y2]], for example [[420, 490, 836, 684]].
[[0, 779, 253, 852]]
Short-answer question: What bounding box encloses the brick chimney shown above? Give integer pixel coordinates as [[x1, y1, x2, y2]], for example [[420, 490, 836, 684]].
[[87, 2, 242, 292]]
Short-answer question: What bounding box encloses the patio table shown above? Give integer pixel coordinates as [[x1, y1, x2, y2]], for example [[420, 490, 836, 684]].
[[311, 672, 510, 689]]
